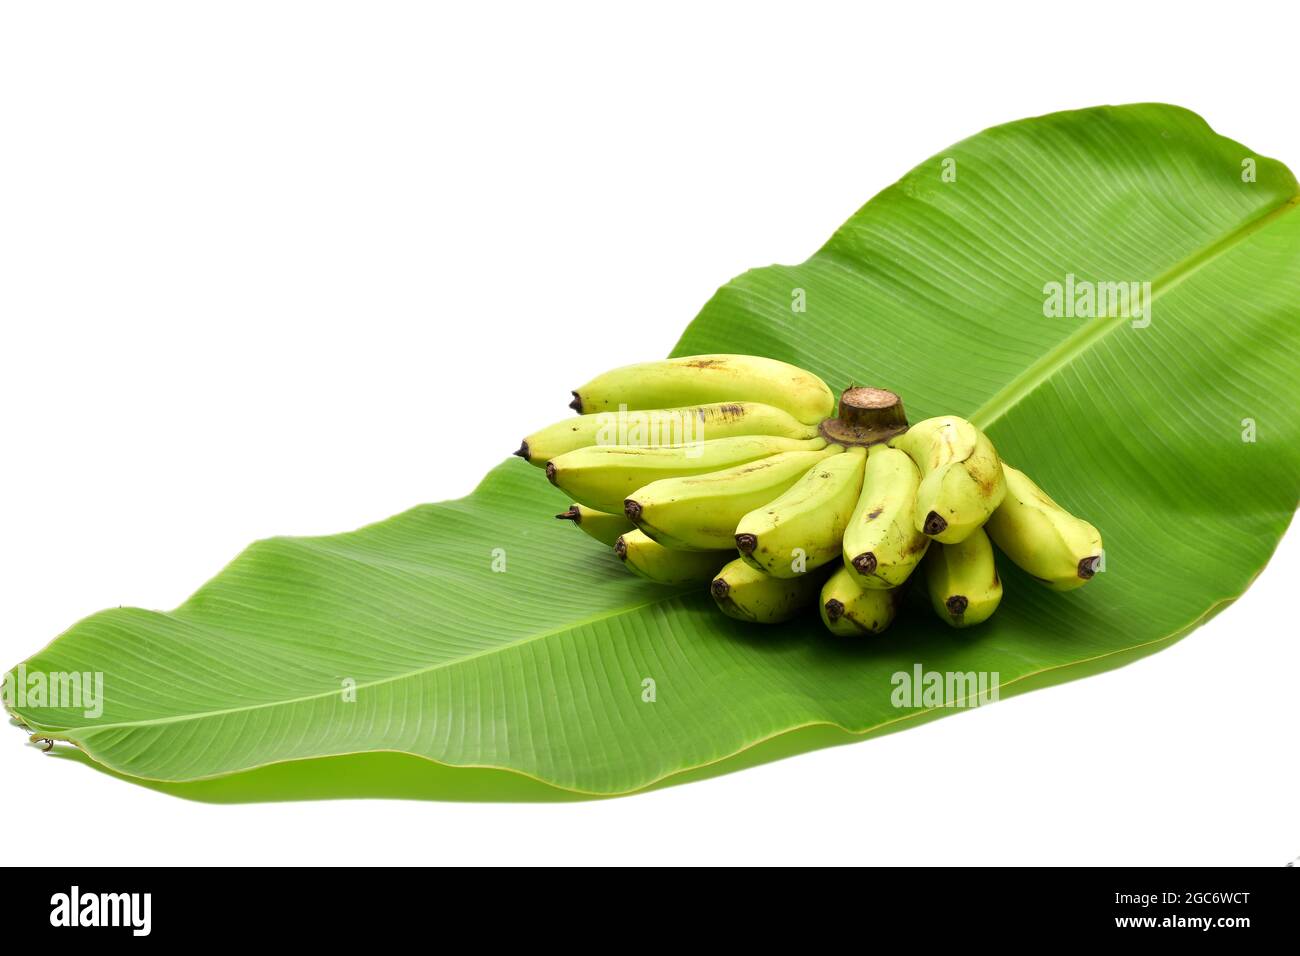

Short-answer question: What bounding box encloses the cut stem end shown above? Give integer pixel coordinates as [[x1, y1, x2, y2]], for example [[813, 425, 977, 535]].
[[819, 386, 909, 446]]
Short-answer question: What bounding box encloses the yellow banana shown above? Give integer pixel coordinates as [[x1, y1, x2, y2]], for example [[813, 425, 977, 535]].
[[546, 435, 824, 514], [625, 447, 840, 551], [710, 558, 824, 624], [570, 354, 836, 426], [985, 464, 1102, 590], [614, 530, 730, 586], [924, 527, 1002, 628], [554, 503, 634, 547], [734, 446, 866, 578], [516, 401, 819, 467], [842, 445, 930, 588], [819, 564, 901, 636], [890, 416, 1006, 544]]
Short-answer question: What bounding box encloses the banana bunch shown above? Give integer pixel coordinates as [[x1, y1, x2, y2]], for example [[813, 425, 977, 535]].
[[521, 354, 1103, 635]]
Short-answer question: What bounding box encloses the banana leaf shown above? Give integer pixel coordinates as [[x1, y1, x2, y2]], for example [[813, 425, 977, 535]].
[[6, 103, 1298, 796]]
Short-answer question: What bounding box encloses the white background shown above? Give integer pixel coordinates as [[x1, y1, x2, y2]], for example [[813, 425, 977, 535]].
[[2, 2, 1296, 866]]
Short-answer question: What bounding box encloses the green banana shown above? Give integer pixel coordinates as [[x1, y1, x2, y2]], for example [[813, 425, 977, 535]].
[[625, 447, 840, 551], [614, 530, 730, 586], [890, 415, 1006, 544], [842, 445, 931, 588], [546, 435, 824, 514], [570, 354, 836, 426], [516, 401, 819, 467], [554, 503, 634, 546], [985, 464, 1102, 590], [819, 564, 901, 636], [734, 446, 866, 578], [924, 527, 1002, 628], [710, 558, 825, 624]]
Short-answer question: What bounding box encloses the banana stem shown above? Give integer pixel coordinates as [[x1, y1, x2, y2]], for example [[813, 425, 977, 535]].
[[819, 387, 909, 446]]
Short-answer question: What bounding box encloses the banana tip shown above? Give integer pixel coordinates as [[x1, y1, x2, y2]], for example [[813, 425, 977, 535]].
[[735, 533, 757, 555], [555, 507, 580, 523], [710, 578, 730, 600], [613, 536, 628, 560], [568, 391, 583, 413], [945, 595, 969, 617], [850, 552, 877, 576], [824, 599, 845, 622], [923, 512, 948, 536], [1078, 556, 1100, 579], [624, 499, 642, 521], [545, 462, 558, 485], [514, 441, 530, 460]]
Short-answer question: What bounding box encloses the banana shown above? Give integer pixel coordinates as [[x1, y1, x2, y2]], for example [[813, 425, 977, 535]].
[[842, 445, 931, 588], [546, 435, 824, 514], [890, 415, 1006, 544], [625, 447, 840, 551], [516, 401, 819, 467], [819, 564, 901, 636], [570, 354, 836, 426], [985, 464, 1102, 590], [923, 527, 1002, 628], [710, 558, 825, 624], [554, 503, 634, 546], [614, 530, 730, 586], [734, 446, 866, 578]]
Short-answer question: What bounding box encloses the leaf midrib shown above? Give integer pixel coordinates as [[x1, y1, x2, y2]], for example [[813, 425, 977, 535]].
[[37, 186, 1300, 743], [41, 586, 699, 738], [970, 194, 1300, 429]]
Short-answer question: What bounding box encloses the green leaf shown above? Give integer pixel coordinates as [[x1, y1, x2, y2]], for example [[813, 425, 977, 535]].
[[7, 103, 1299, 795]]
